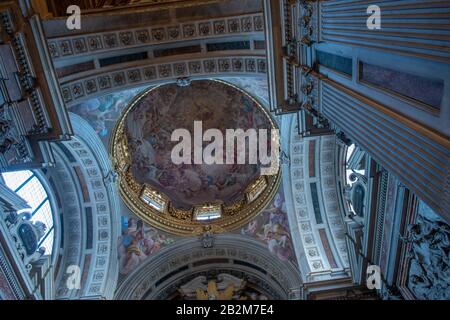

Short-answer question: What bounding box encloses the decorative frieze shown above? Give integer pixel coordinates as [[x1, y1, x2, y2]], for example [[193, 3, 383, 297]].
[[299, 0, 319, 45], [48, 14, 264, 60], [115, 235, 301, 300], [60, 56, 267, 105], [264, 0, 303, 114], [288, 118, 349, 278], [52, 131, 118, 300]]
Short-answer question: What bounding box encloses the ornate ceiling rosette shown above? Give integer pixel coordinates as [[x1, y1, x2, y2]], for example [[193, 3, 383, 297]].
[[110, 79, 280, 236]]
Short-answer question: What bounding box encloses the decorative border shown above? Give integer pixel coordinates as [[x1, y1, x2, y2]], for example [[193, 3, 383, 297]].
[[288, 116, 349, 279], [115, 235, 302, 300], [318, 135, 349, 268], [48, 14, 264, 59], [51, 115, 119, 300], [60, 56, 267, 105]]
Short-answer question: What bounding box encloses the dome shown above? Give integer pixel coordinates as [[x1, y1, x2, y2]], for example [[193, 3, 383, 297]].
[[111, 80, 280, 236]]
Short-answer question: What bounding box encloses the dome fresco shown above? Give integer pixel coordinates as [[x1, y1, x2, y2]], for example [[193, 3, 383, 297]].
[[111, 79, 281, 236], [123, 80, 273, 209]]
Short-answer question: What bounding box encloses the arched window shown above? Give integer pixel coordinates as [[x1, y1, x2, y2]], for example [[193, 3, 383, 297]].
[[345, 144, 367, 217], [345, 144, 366, 185], [1, 170, 55, 255]]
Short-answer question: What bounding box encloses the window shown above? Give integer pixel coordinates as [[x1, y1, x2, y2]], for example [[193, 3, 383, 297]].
[[206, 41, 250, 52], [194, 204, 222, 222], [2, 170, 55, 255], [317, 50, 353, 76], [345, 144, 365, 185], [345, 144, 367, 217]]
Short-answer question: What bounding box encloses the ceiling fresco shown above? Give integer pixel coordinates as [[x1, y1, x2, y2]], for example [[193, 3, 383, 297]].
[[240, 185, 295, 263], [67, 76, 270, 145], [69, 77, 296, 278], [122, 80, 271, 209], [68, 86, 146, 142], [111, 79, 280, 235], [118, 216, 175, 275], [224, 77, 270, 106], [117, 185, 295, 277]]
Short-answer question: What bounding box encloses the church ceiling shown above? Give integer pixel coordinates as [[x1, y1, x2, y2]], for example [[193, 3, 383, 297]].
[[62, 75, 353, 287], [1, 0, 448, 302], [66, 77, 295, 278], [117, 185, 296, 277], [68, 86, 146, 142], [67, 77, 270, 144], [110, 79, 280, 235], [120, 81, 271, 209], [121, 80, 271, 209]]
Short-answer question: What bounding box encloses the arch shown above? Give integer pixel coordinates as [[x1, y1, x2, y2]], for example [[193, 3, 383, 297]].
[[281, 114, 351, 284], [47, 113, 120, 299], [61, 63, 268, 107], [115, 234, 303, 300]]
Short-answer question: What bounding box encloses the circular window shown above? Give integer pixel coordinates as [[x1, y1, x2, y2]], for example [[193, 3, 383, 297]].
[[2, 170, 55, 255]]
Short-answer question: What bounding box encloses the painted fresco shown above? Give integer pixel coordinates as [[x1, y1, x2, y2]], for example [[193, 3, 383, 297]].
[[118, 216, 175, 275], [223, 77, 270, 105], [241, 187, 295, 263], [68, 77, 270, 144], [69, 86, 146, 141], [124, 80, 272, 209], [71, 77, 295, 273]]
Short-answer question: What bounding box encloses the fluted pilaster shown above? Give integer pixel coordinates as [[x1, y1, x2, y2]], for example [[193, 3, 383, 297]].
[[320, 0, 450, 63], [319, 77, 449, 219]]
